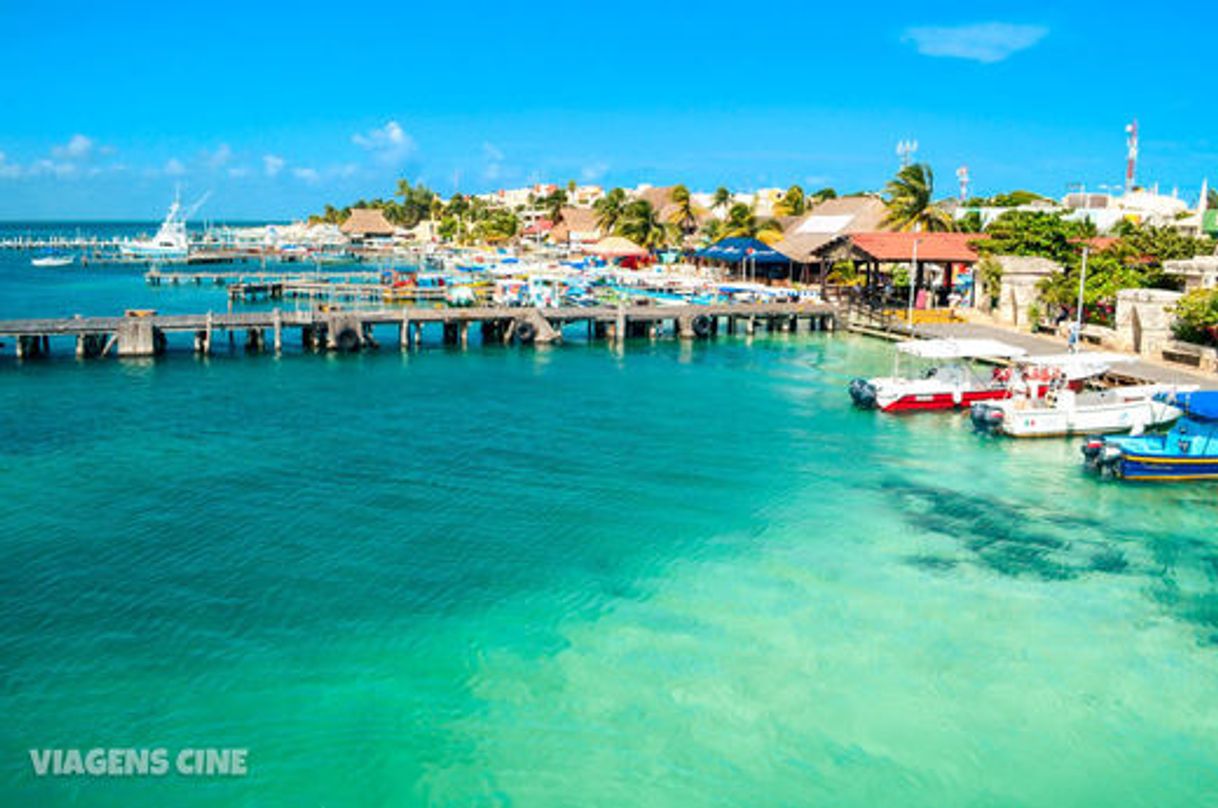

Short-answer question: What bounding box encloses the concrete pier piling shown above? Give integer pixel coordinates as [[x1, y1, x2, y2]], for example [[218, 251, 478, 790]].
[[0, 302, 840, 363]]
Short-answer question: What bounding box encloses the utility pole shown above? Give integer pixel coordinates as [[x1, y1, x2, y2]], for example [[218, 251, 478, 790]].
[[1071, 245, 1090, 353]]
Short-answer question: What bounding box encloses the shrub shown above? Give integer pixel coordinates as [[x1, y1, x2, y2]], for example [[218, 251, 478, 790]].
[[1172, 288, 1218, 345]]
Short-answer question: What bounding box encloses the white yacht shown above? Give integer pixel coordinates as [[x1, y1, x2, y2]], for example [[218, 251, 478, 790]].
[[121, 198, 190, 261]]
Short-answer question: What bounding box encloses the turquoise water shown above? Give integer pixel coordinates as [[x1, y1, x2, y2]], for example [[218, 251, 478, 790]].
[[2, 240, 1218, 806]]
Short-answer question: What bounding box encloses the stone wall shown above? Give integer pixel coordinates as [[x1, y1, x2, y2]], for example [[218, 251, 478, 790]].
[[1113, 288, 1181, 355], [985, 256, 1061, 327]]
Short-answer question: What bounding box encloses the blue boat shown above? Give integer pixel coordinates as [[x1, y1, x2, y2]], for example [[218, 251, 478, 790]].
[[1083, 391, 1218, 481]]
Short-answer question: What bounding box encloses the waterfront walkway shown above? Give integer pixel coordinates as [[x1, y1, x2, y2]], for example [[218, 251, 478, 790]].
[[917, 321, 1215, 387]]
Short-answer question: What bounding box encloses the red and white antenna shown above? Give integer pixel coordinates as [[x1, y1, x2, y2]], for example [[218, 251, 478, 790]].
[[1125, 119, 1138, 193], [956, 165, 971, 202]]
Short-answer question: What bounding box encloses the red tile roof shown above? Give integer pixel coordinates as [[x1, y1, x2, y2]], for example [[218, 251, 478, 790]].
[[848, 232, 986, 263]]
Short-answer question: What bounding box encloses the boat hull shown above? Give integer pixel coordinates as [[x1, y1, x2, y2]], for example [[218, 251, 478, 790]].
[[986, 398, 1180, 438], [881, 388, 1008, 413], [1116, 455, 1218, 481]]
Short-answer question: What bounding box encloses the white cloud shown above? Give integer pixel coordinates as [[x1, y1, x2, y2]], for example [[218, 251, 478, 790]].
[[263, 154, 285, 177], [205, 143, 233, 169], [51, 134, 94, 160], [227, 166, 250, 178], [482, 142, 505, 182], [30, 158, 77, 178], [903, 22, 1048, 64], [164, 158, 187, 176], [292, 167, 321, 183], [352, 120, 416, 165], [482, 142, 504, 162], [0, 151, 21, 179], [580, 162, 608, 182]]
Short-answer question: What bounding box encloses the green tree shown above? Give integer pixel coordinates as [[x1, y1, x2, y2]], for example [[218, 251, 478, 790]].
[[721, 203, 783, 242], [712, 187, 732, 214], [594, 187, 628, 232], [811, 187, 837, 203], [667, 184, 699, 236], [979, 211, 1094, 265], [616, 199, 672, 250], [882, 163, 954, 232], [773, 185, 806, 217]]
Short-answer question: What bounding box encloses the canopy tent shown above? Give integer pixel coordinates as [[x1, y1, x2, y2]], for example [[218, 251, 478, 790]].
[[696, 237, 789, 266], [587, 236, 648, 257], [896, 339, 1027, 360]]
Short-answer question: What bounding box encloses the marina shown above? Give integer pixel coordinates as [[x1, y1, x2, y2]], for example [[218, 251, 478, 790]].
[[9, 0, 1218, 802]]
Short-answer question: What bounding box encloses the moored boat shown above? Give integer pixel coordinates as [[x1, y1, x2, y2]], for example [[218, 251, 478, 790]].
[[120, 197, 190, 261], [31, 251, 74, 268], [1083, 391, 1218, 480], [970, 353, 1190, 438], [849, 339, 1027, 412], [973, 385, 1186, 438]]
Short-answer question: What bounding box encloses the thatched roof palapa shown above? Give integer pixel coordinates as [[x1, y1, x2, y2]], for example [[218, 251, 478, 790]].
[[549, 208, 601, 243], [772, 196, 889, 262], [340, 208, 395, 237], [587, 236, 648, 257]]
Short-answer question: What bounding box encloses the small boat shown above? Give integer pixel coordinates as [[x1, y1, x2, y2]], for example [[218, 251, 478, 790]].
[[971, 353, 1190, 438], [849, 339, 1028, 412], [31, 252, 74, 268], [1083, 391, 1218, 480], [973, 385, 1187, 438]]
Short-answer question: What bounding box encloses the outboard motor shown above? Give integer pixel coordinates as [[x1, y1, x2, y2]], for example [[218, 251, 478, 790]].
[[849, 378, 878, 409], [1080, 435, 1106, 465], [970, 403, 1004, 433], [1081, 435, 1123, 476]]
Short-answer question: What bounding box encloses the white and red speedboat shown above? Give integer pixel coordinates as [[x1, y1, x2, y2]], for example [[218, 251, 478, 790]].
[[848, 339, 1029, 413]]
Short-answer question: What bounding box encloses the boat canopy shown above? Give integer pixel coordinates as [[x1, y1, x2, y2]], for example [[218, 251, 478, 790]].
[[1023, 352, 1132, 368], [1164, 390, 1218, 421], [895, 339, 1028, 360]]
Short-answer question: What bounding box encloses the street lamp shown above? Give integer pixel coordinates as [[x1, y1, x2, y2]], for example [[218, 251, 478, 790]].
[[906, 237, 921, 328], [1070, 245, 1090, 353]]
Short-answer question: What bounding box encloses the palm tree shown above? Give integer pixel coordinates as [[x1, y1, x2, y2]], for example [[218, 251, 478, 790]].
[[668, 184, 698, 237], [712, 187, 732, 215], [882, 163, 954, 232], [617, 199, 672, 251], [542, 189, 568, 225], [594, 188, 627, 233], [773, 185, 806, 217], [721, 202, 783, 242]]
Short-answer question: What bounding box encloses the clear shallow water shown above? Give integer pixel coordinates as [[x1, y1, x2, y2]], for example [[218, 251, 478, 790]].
[[1, 241, 1218, 806]]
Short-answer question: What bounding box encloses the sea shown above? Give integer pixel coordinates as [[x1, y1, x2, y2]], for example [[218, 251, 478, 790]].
[[1, 223, 1216, 806]]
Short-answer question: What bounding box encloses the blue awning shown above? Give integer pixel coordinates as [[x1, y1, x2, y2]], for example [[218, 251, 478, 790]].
[[696, 237, 789, 266]]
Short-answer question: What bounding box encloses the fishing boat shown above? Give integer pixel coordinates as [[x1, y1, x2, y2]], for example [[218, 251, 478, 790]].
[[848, 339, 1028, 412], [120, 197, 191, 261], [1083, 391, 1218, 480], [970, 353, 1189, 437], [31, 251, 74, 268]]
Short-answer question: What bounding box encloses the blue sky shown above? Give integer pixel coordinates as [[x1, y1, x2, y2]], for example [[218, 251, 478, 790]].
[[1, 0, 1215, 219]]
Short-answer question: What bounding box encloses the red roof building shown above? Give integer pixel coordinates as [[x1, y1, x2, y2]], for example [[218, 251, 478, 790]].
[[844, 232, 988, 263]]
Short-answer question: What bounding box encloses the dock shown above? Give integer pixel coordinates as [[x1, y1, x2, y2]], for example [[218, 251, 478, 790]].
[[0, 302, 840, 360]]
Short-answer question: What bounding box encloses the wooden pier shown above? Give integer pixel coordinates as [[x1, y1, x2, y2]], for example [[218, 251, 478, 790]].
[[145, 268, 387, 286], [0, 302, 839, 360]]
